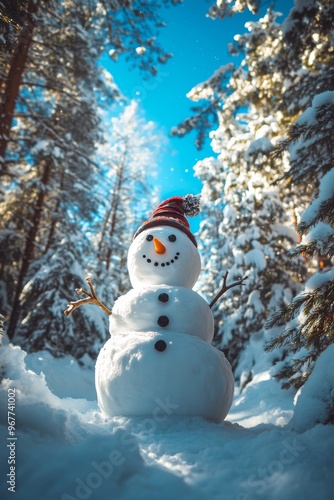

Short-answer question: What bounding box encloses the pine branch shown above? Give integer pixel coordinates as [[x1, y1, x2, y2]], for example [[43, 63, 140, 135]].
[[64, 277, 112, 317], [21, 80, 83, 104], [13, 101, 102, 171], [209, 271, 248, 309]]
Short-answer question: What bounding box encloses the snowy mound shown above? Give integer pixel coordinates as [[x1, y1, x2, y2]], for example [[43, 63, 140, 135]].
[[292, 344, 334, 432], [1, 343, 334, 500]]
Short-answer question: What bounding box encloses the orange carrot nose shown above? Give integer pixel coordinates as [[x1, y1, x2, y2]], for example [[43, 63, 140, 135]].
[[153, 237, 166, 254]]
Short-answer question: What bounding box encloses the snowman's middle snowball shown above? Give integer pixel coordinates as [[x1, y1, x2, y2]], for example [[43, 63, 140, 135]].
[[110, 285, 214, 343]]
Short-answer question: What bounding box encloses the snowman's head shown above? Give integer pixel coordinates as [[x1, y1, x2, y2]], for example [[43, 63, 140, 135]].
[[127, 226, 201, 288]]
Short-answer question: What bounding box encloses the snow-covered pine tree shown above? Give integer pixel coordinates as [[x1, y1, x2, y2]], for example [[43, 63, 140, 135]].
[[179, 8, 306, 386], [195, 158, 304, 383], [0, 0, 180, 354], [0, 0, 181, 174], [174, 1, 334, 389], [279, 0, 334, 117], [17, 234, 110, 359], [1, 1, 115, 341], [265, 91, 334, 389], [0, 0, 31, 58], [93, 101, 161, 298], [0, 0, 38, 173], [207, 0, 261, 20]]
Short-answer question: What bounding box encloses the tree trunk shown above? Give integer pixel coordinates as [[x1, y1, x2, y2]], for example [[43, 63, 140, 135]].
[[105, 161, 125, 270], [7, 159, 52, 340], [44, 168, 65, 253], [98, 205, 112, 256], [0, 0, 38, 174]]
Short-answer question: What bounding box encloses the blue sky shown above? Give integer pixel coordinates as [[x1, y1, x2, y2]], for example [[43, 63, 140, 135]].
[[103, 0, 292, 228]]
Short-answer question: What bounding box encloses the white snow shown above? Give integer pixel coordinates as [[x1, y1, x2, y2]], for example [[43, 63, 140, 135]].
[[246, 290, 265, 315], [186, 63, 234, 102], [294, 0, 316, 12], [1, 341, 334, 500], [296, 91, 334, 127], [135, 46, 146, 55], [30, 139, 50, 155], [24, 349, 96, 400], [292, 344, 334, 432], [301, 169, 334, 226], [305, 268, 334, 292], [303, 222, 334, 244], [312, 90, 334, 108], [282, 1, 318, 35], [246, 137, 273, 159], [244, 248, 267, 270], [303, 267, 334, 292]]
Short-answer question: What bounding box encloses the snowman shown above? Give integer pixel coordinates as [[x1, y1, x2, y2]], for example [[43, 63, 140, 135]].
[[65, 195, 246, 423]]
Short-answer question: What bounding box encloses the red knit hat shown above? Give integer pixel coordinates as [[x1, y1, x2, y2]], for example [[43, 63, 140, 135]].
[[134, 194, 201, 246]]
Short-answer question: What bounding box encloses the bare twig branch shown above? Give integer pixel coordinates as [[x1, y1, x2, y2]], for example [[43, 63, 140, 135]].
[[209, 271, 248, 309], [64, 277, 112, 316]]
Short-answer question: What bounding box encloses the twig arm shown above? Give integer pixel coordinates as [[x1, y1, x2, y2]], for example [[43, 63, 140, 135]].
[[209, 271, 248, 309], [64, 277, 112, 316]]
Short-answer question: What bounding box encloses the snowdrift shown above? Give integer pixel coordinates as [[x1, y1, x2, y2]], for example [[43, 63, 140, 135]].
[[1, 341, 334, 500]]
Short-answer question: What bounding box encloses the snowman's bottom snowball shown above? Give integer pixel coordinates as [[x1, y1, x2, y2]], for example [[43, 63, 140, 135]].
[[95, 331, 234, 423]]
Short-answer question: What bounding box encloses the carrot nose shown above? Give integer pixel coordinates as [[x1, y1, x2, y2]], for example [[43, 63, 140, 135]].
[[153, 237, 166, 254]]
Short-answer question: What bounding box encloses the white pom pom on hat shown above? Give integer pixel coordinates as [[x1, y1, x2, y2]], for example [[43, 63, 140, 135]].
[[134, 194, 201, 246]]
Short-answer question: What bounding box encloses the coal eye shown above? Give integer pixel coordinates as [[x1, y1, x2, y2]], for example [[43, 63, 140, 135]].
[[168, 234, 176, 242], [146, 234, 153, 241]]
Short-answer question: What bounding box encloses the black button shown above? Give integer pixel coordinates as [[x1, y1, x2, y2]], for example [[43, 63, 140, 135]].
[[157, 315, 169, 327], [154, 340, 167, 352], [158, 293, 169, 303]]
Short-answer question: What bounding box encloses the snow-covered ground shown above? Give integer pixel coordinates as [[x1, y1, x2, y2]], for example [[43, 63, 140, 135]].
[[1, 340, 334, 500]]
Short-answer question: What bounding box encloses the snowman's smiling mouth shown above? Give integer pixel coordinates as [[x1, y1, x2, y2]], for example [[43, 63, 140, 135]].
[[142, 252, 180, 267]]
